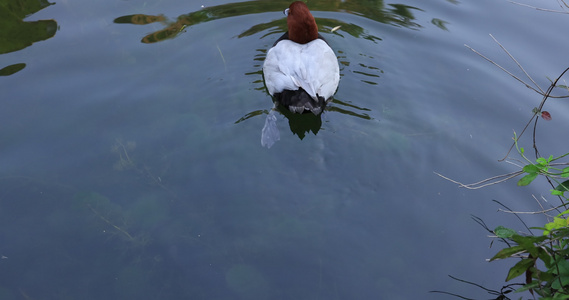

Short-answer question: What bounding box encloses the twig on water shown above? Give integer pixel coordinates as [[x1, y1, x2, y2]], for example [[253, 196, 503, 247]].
[[497, 195, 566, 217], [508, 0, 569, 13], [434, 171, 523, 189]]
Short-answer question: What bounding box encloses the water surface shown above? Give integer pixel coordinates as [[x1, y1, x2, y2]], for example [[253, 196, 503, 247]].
[[1, 0, 569, 299]]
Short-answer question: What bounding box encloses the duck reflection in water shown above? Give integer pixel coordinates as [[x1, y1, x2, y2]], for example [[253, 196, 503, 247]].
[[260, 103, 322, 148]]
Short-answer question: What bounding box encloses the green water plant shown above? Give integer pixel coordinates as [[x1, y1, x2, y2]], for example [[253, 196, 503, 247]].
[[512, 133, 569, 190], [483, 131, 569, 298]]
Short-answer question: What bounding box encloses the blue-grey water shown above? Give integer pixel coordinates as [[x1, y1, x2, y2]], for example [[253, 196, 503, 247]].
[[1, 0, 569, 299]]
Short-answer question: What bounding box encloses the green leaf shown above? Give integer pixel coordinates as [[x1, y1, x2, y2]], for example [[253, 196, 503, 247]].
[[523, 164, 539, 174], [562, 167, 569, 178], [536, 157, 547, 165], [518, 173, 538, 186], [515, 280, 540, 293], [551, 275, 569, 290], [511, 235, 540, 257], [520, 147, 525, 154], [494, 226, 516, 238], [506, 258, 535, 281], [538, 247, 553, 269], [552, 190, 565, 196], [511, 234, 547, 244], [555, 180, 569, 194], [553, 258, 569, 276], [543, 217, 569, 235], [490, 245, 526, 261], [557, 209, 569, 217]]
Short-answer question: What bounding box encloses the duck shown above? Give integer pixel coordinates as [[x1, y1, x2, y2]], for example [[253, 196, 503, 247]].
[[263, 1, 340, 116]]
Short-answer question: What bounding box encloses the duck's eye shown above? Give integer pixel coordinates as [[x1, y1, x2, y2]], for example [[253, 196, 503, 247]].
[[284, 8, 289, 16]]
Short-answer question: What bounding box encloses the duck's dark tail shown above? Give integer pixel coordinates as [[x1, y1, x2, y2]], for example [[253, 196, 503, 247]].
[[274, 88, 327, 115]]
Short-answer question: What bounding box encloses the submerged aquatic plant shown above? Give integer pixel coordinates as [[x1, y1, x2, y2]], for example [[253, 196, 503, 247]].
[[76, 191, 150, 248], [110, 138, 177, 199], [111, 138, 137, 171]]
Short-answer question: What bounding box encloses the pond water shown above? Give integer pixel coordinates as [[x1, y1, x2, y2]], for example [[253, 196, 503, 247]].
[[2, 0, 569, 299]]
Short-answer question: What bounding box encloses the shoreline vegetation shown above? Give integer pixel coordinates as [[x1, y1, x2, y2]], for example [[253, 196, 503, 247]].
[[434, 10, 569, 298]]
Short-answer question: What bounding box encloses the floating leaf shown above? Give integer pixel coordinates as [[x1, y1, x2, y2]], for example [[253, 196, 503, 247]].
[[541, 111, 552, 121]]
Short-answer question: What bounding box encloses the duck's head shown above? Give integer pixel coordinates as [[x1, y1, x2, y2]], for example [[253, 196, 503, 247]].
[[285, 1, 318, 44]]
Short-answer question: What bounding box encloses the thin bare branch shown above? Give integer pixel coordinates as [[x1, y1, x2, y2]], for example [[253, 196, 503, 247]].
[[434, 171, 523, 189], [464, 43, 569, 99], [508, 0, 569, 13], [497, 202, 567, 215], [533, 194, 551, 219], [493, 199, 532, 233], [464, 44, 542, 94], [489, 34, 544, 94]]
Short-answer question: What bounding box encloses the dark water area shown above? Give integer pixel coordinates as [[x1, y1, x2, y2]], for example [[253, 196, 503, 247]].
[[1, 0, 569, 299]]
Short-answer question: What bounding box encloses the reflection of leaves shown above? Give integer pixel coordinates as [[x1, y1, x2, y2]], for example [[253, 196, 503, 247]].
[[235, 109, 267, 124], [0, 18, 57, 54], [0, 63, 25, 76], [114, 14, 166, 25], [0, 0, 54, 19], [329, 98, 372, 120], [431, 18, 449, 31], [114, 0, 431, 44], [387, 4, 423, 28], [0, 0, 56, 76], [239, 18, 382, 43], [0, 0, 57, 54]]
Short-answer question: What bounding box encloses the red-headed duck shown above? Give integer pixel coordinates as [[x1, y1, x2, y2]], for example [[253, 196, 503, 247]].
[[263, 1, 340, 115]]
